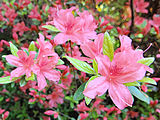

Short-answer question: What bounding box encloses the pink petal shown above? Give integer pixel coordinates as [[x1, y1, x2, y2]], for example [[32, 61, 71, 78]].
[[94, 33, 103, 53], [44, 110, 55, 115], [83, 76, 109, 99], [37, 33, 45, 47], [37, 73, 47, 90], [109, 82, 133, 110], [96, 55, 110, 76], [17, 50, 28, 60], [115, 66, 146, 83], [119, 35, 132, 51], [54, 33, 68, 44], [10, 67, 25, 79], [32, 64, 40, 75], [80, 41, 97, 58], [5, 55, 22, 67], [43, 70, 60, 82]]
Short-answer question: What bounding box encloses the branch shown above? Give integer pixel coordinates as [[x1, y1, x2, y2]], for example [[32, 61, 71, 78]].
[[129, 0, 134, 36]]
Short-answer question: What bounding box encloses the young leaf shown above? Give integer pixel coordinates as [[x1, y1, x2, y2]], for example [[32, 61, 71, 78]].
[[138, 77, 157, 85], [19, 79, 27, 87], [128, 86, 150, 104], [84, 76, 98, 105], [25, 73, 35, 81], [103, 32, 114, 61], [42, 25, 60, 32], [9, 42, 18, 57], [57, 59, 64, 65], [0, 76, 18, 84], [63, 56, 95, 74], [85, 96, 92, 105], [124, 81, 140, 86], [28, 41, 36, 52], [23, 49, 29, 56], [93, 59, 98, 75], [137, 57, 155, 66], [73, 82, 86, 101]]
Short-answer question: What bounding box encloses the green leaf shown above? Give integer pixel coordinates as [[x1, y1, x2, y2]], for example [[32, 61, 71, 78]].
[[19, 79, 27, 87], [28, 41, 36, 52], [137, 57, 155, 66], [73, 82, 86, 101], [63, 56, 95, 74], [124, 81, 140, 86], [103, 32, 114, 61], [128, 86, 150, 104], [93, 59, 98, 75], [85, 97, 92, 105], [25, 73, 35, 81], [138, 77, 157, 85], [23, 49, 29, 56], [57, 59, 64, 65], [9, 42, 18, 57], [0, 76, 18, 84], [65, 96, 78, 103], [84, 76, 98, 105], [42, 25, 60, 32]]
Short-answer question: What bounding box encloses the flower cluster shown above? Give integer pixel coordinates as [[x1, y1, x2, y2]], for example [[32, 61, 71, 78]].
[[5, 33, 61, 90]]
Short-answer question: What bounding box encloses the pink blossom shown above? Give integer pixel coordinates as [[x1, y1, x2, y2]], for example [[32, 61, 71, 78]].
[[19, 80, 37, 93], [81, 33, 103, 59], [156, 54, 160, 58], [141, 84, 148, 92], [12, 22, 30, 36], [46, 86, 64, 107], [134, 0, 149, 13], [156, 109, 160, 113], [83, 35, 153, 109], [28, 6, 42, 21], [150, 15, 160, 34], [5, 50, 35, 79], [3, 111, 9, 120], [79, 113, 89, 120], [0, 108, 5, 114], [32, 57, 61, 90], [53, 8, 97, 45], [135, 16, 145, 25], [141, 21, 151, 35], [37, 33, 58, 59], [44, 110, 58, 118], [42, 116, 51, 120], [61, 67, 73, 87], [117, 27, 130, 35], [74, 101, 90, 112], [92, 98, 106, 115], [4, 7, 17, 25]]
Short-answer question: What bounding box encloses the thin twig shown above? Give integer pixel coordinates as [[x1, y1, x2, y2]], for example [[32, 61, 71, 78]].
[[129, 0, 134, 36]]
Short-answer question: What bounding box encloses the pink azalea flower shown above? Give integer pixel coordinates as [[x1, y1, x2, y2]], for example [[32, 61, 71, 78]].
[[44, 110, 58, 118], [53, 8, 97, 45], [46, 86, 64, 107], [150, 14, 160, 34], [80, 33, 103, 59], [83, 35, 153, 110], [134, 0, 149, 13], [12, 22, 30, 36], [77, 11, 97, 40], [5, 50, 35, 79], [37, 33, 57, 59], [32, 57, 61, 90], [74, 100, 90, 112], [28, 5, 42, 21], [79, 113, 89, 120]]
